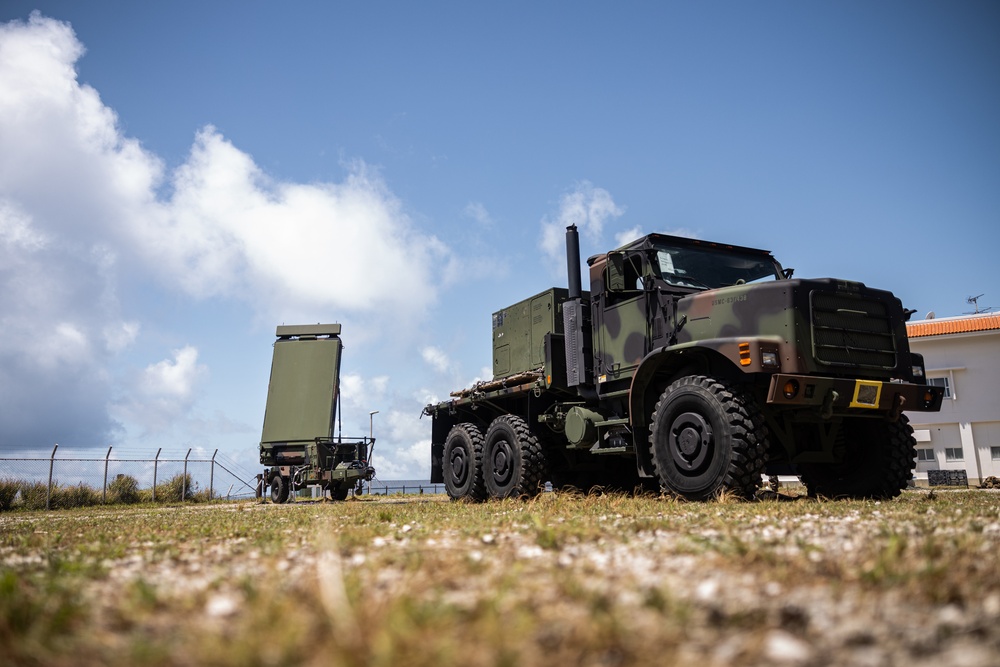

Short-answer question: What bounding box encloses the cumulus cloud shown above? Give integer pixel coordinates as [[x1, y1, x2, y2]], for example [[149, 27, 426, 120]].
[[421, 346, 454, 374], [370, 408, 432, 479], [113, 347, 208, 436], [138, 130, 454, 315], [614, 225, 644, 248], [0, 13, 454, 449], [539, 181, 625, 266], [340, 373, 390, 415]]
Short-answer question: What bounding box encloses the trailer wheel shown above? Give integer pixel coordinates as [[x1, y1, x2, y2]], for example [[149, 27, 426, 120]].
[[270, 475, 290, 504], [798, 415, 916, 499], [648, 375, 767, 500], [483, 415, 545, 499], [328, 484, 350, 501], [443, 423, 487, 501]]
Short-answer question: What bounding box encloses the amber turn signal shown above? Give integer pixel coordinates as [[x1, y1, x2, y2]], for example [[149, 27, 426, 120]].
[[783, 379, 800, 400]]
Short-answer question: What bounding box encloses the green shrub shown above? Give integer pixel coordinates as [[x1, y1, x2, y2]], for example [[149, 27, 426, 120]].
[[0, 478, 19, 511], [58, 483, 100, 509], [107, 474, 141, 504], [18, 481, 49, 510], [155, 473, 197, 502]]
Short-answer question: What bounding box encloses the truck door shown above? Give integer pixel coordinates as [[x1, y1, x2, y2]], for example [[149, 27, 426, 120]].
[[594, 252, 649, 383]]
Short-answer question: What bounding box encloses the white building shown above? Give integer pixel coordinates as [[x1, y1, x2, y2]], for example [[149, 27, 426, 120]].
[[906, 313, 1000, 486]]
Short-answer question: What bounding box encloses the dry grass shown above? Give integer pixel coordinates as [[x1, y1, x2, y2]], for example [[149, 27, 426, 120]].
[[1, 490, 999, 666]]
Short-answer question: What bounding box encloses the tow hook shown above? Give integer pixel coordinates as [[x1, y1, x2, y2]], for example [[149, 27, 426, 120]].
[[821, 389, 839, 420], [888, 394, 906, 423]]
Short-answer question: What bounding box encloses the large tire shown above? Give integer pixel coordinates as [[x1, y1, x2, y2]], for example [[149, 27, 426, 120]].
[[329, 484, 350, 501], [798, 414, 916, 499], [270, 474, 289, 504], [648, 375, 767, 500], [483, 415, 546, 499], [443, 423, 487, 501]]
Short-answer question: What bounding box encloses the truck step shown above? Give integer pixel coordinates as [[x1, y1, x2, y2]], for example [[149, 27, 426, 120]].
[[588, 446, 633, 455]]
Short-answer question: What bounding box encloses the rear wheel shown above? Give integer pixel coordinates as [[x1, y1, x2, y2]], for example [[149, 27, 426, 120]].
[[443, 423, 487, 501], [270, 474, 289, 504], [648, 375, 767, 500], [798, 415, 916, 499], [483, 415, 545, 499]]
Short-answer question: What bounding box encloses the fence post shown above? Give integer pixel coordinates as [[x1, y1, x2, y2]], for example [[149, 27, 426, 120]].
[[209, 449, 217, 501], [102, 445, 112, 503], [152, 447, 161, 502], [46, 444, 58, 510], [182, 448, 192, 501]]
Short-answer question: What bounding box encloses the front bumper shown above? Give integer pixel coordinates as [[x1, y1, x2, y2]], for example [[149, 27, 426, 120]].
[[766, 374, 944, 415]]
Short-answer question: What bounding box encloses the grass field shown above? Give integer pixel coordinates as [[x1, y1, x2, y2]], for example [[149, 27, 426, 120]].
[[2, 489, 1000, 666]]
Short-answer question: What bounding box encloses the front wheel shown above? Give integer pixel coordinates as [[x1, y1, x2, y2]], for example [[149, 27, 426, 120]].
[[270, 474, 290, 504], [483, 415, 545, 499], [798, 415, 916, 499], [648, 375, 767, 500]]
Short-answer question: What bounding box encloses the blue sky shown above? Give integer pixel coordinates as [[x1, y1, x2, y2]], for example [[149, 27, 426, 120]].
[[0, 2, 997, 479]]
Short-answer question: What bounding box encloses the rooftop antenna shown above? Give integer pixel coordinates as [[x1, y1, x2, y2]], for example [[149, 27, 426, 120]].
[[965, 294, 994, 315]]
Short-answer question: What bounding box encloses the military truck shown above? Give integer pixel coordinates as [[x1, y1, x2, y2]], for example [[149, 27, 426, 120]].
[[259, 324, 375, 503], [424, 225, 944, 501]]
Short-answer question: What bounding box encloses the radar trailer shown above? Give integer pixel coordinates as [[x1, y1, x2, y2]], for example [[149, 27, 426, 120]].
[[259, 324, 374, 503]]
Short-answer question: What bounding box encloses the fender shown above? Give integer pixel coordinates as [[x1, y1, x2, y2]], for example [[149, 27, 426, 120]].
[[628, 340, 753, 476]]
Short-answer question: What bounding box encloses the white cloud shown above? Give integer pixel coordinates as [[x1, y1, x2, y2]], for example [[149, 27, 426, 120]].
[[421, 346, 453, 374], [0, 13, 457, 449], [135, 132, 454, 317], [0, 200, 48, 250], [663, 227, 699, 239], [540, 181, 625, 265], [614, 225, 644, 248], [340, 373, 390, 415], [463, 201, 493, 227], [102, 321, 140, 353], [370, 408, 432, 479], [139, 346, 205, 400], [111, 346, 208, 437]]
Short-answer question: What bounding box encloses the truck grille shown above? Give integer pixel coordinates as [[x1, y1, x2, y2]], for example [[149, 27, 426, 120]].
[[810, 292, 897, 369]]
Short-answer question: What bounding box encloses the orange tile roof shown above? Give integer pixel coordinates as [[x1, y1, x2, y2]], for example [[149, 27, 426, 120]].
[[907, 314, 1000, 338]]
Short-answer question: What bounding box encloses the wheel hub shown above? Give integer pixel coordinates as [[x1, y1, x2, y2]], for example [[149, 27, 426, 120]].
[[669, 411, 713, 472], [492, 440, 513, 485], [450, 448, 467, 484]]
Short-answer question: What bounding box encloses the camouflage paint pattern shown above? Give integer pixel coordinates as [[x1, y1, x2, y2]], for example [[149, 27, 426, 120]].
[[427, 231, 944, 486]]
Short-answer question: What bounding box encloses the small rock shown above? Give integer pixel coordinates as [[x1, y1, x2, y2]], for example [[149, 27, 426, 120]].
[[205, 594, 238, 618], [764, 630, 813, 664], [696, 579, 719, 601]]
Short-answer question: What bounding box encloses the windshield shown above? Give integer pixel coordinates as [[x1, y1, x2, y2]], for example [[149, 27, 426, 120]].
[[654, 244, 781, 290]]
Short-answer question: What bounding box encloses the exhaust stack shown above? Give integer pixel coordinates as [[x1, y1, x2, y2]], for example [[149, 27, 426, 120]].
[[562, 224, 591, 388], [566, 224, 582, 299]]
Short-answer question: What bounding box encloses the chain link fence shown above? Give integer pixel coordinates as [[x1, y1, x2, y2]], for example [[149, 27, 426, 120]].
[[0, 445, 258, 510]]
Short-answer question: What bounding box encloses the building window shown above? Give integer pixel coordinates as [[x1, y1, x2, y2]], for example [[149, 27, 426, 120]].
[[945, 447, 964, 462], [928, 376, 952, 398], [992, 447, 1000, 462], [916, 449, 934, 462]]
